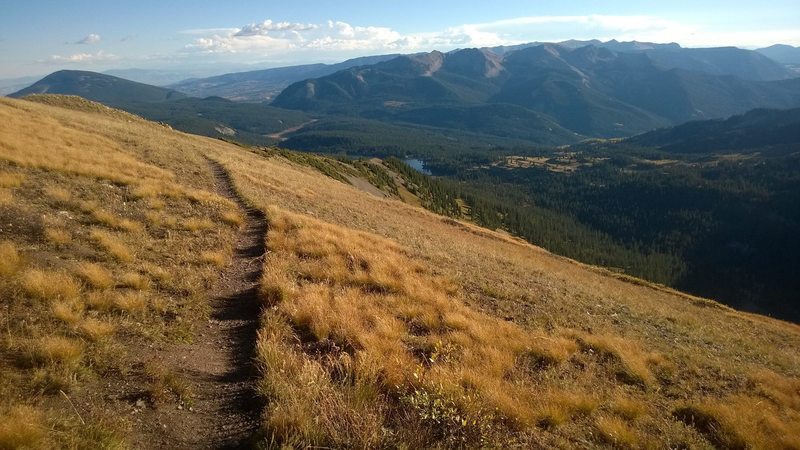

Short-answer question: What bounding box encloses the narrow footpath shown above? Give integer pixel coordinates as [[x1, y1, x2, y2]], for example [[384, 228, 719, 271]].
[[131, 160, 266, 449]]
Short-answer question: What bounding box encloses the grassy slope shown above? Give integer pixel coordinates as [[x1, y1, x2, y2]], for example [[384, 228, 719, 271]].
[[212, 132, 800, 447], [0, 96, 242, 448], [0, 95, 798, 448]]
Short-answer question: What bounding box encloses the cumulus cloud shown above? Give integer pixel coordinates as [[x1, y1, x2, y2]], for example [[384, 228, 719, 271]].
[[182, 15, 800, 59], [74, 33, 101, 45], [49, 50, 117, 63]]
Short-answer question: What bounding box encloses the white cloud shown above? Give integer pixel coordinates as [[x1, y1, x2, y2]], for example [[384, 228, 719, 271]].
[[182, 15, 800, 60], [49, 50, 117, 63], [74, 33, 101, 45]]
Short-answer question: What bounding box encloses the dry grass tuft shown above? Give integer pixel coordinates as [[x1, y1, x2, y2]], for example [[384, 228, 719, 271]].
[[77, 318, 115, 341], [0, 240, 23, 276], [180, 218, 215, 233], [44, 186, 72, 204], [84, 291, 114, 311], [29, 336, 84, 368], [90, 229, 134, 262], [198, 250, 229, 267], [112, 292, 148, 315], [89, 208, 142, 232], [43, 227, 71, 246], [51, 301, 83, 325], [21, 269, 81, 301], [610, 398, 646, 421], [578, 334, 657, 387], [595, 415, 638, 448], [0, 172, 25, 188], [119, 272, 151, 290], [0, 406, 45, 450], [0, 189, 12, 205], [221, 210, 244, 228], [674, 395, 800, 450], [75, 262, 115, 290], [144, 361, 193, 404], [536, 391, 598, 429]]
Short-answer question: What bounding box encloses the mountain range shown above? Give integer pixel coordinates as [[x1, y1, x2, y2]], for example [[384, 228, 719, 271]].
[[272, 43, 800, 138], [168, 54, 398, 102], [9, 41, 800, 147]]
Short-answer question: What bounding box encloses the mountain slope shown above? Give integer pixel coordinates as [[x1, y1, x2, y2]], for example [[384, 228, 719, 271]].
[[1, 95, 799, 448], [629, 107, 800, 153], [757, 44, 800, 65], [169, 55, 398, 102], [272, 45, 800, 138], [10, 70, 187, 104], [11, 71, 313, 145]]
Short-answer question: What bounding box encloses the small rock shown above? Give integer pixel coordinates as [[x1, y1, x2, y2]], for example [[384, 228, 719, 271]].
[[177, 404, 183, 410], [135, 399, 146, 408]]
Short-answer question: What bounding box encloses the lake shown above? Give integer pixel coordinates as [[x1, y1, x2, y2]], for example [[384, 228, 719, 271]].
[[404, 158, 432, 175]]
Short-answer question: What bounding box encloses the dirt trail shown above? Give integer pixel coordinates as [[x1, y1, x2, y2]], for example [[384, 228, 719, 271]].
[[131, 160, 266, 449]]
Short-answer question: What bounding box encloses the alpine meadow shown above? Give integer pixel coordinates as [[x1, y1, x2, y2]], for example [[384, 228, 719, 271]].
[[2, 1, 800, 448]]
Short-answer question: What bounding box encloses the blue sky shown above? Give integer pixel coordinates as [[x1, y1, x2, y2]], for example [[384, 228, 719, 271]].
[[1, 0, 799, 79]]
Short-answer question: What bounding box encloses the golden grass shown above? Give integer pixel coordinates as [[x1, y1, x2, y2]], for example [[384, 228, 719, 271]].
[[84, 291, 113, 311], [221, 210, 244, 228], [43, 227, 71, 246], [2, 96, 799, 448], [0, 172, 24, 188], [44, 186, 72, 204], [119, 272, 150, 290], [675, 392, 800, 449], [21, 269, 81, 301], [75, 262, 115, 290], [144, 211, 178, 228], [535, 391, 598, 429], [52, 301, 83, 325], [29, 336, 84, 368], [0, 97, 240, 447], [198, 250, 229, 267], [77, 318, 115, 341], [610, 398, 646, 421], [79, 201, 140, 231], [89, 229, 134, 262], [180, 217, 215, 233], [0, 189, 12, 205], [143, 361, 192, 404], [577, 334, 657, 387], [595, 415, 638, 448], [112, 292, 148, 315], [0, 241, 22, 276], [0, 406, 45, 450], [254, 207, 598, 446]]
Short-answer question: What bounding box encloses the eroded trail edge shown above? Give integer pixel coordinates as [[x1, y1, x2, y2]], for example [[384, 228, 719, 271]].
[[133, 160, 266, 449]]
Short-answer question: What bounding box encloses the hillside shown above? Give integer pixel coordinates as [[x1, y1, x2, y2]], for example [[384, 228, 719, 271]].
[[628, 107, 800, 153], [169, 54, 398, 102], [10, 70, 187, 104], [10, 71, 313, 146], [272, 44, 800, 138], [1, 95, 799, 448], [757, 44, 800, 66]]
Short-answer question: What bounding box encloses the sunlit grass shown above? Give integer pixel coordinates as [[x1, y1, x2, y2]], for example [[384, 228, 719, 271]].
[[75, 262, 115, 290], [0, 241, 23, 276], [89, 229, 134, 262], [21, 269, 81, 302]]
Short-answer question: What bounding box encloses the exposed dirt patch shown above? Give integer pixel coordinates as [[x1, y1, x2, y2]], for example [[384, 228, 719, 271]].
[[265, 119, 318, 142], [129, 160, 266, 449]]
